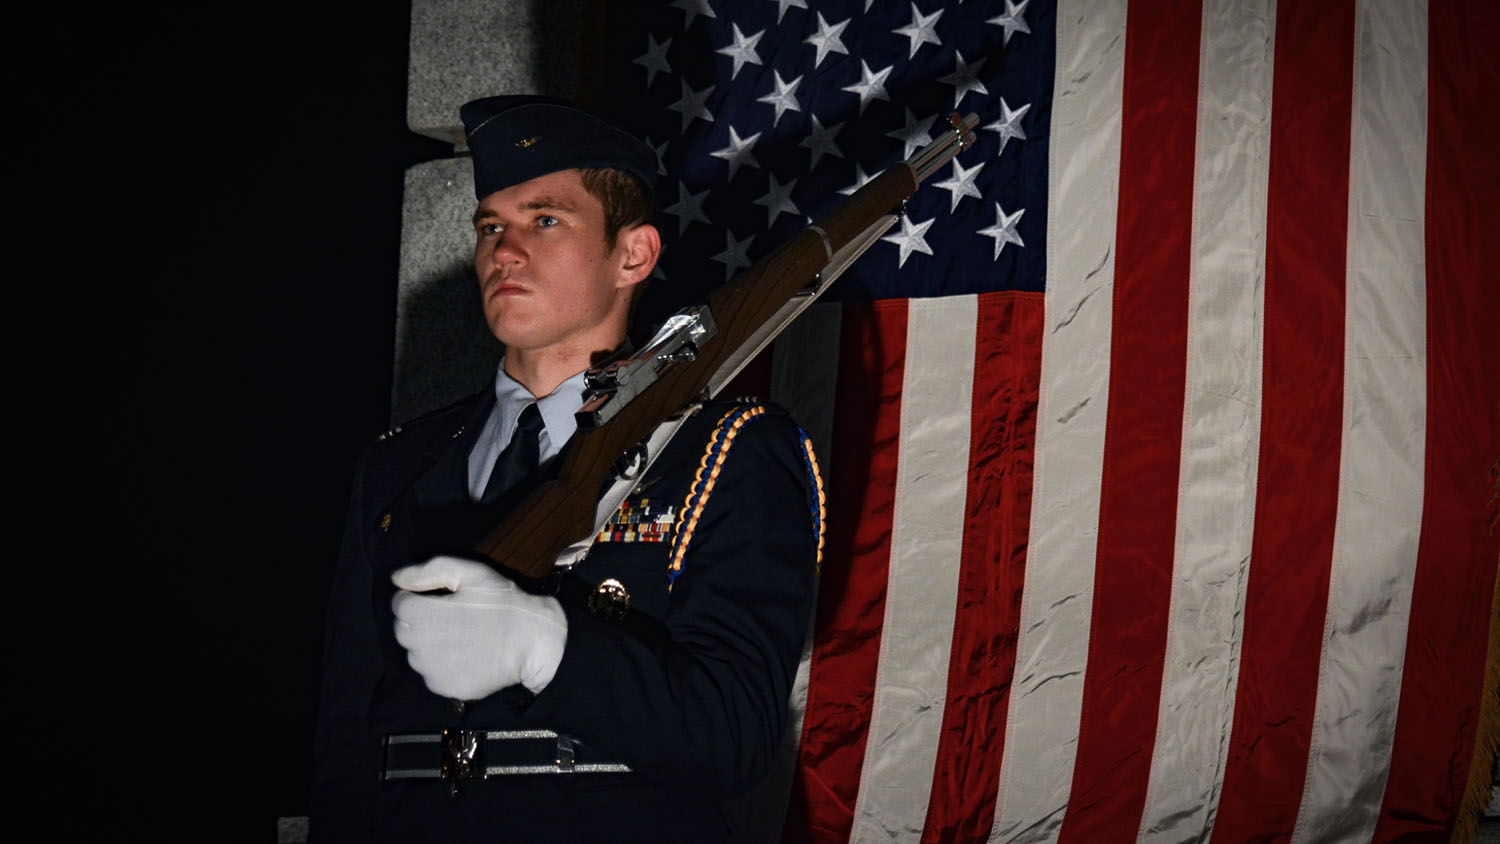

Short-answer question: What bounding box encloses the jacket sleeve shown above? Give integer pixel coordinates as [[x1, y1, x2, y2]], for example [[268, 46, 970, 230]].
[[309, 455, 383, 842], [521, 410, 821, 802]]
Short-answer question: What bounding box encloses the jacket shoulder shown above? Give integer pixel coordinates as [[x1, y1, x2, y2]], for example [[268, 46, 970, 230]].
[[352, 392, 487, 499], [366, 393, 483, 454], [683, 397, 808, 456], [652, 396, 814, 495], [685, 396, 798, 435]]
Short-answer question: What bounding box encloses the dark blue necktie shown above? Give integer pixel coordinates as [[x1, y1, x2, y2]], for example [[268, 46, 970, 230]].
[[481, 402, 543, 504]]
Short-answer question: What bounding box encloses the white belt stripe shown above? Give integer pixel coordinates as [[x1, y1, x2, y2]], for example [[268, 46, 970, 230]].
[[487, 729, 558, 740], [384, 768, 442, 779], [384, 764, 633, 778], [383, 729, 633, 779], [385, 733, 440, 745], [382, 729, 561, 742], [487, 763, 633, 776]]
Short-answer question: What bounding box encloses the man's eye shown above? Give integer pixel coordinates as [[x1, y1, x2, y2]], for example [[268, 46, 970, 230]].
[[478, 223, 503, 236], [537, 215, 559, 227]]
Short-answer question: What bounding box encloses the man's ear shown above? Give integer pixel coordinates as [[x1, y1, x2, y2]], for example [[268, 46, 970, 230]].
[[615, 222, 662, 289]]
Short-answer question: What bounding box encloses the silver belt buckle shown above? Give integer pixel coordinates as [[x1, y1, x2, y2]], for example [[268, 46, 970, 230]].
[[441, 728, 484, 794], [555, 734, 577, 773]]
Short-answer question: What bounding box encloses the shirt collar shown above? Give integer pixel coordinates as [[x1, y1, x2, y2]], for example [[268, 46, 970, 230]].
[[493, 362, 589, 455]]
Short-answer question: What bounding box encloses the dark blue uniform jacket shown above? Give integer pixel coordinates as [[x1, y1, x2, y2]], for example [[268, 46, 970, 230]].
[[311, 390, 823, 843]]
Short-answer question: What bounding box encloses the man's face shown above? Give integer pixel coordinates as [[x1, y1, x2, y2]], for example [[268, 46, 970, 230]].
[[472, 169, 633, 357]]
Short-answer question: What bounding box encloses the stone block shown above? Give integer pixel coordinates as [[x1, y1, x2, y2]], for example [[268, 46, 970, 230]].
[[407, 0, 584, 147], [393, 156, 499, 426]]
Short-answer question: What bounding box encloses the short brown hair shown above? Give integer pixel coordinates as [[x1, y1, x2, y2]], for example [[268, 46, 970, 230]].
[[579, 167, 655, 246]]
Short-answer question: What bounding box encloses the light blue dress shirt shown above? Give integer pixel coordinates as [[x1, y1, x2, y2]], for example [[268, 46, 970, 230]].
[[466, 363, 590, 502]]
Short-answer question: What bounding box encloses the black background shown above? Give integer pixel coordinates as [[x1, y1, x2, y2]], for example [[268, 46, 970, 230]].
[[23, 3, 449, 839]]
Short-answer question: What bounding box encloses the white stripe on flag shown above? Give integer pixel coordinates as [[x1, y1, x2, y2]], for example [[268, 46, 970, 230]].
[[991, 1, 1128, 841], [851, 296, 976, 843], [1293, 2, 1429, 841], [1136, 1, 1273, 840]]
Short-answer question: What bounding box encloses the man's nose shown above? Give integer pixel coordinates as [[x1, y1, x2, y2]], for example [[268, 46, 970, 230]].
[[489, 231, 526, 267]]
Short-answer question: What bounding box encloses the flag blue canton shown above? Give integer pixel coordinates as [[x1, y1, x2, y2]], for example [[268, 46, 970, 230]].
[[597, 0, 1054, 328]]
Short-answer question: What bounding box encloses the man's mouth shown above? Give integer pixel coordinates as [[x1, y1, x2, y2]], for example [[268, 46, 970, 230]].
[[485, 276, 528, 298]]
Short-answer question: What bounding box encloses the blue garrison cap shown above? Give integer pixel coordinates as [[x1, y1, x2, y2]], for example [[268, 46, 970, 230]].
[[460, 95, 658, 199]]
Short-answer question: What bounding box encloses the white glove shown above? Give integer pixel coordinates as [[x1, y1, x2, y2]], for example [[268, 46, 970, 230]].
[[390, 555, 568, 700]]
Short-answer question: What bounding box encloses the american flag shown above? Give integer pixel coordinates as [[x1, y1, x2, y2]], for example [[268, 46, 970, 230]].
[[592, 1, 1499, 841]]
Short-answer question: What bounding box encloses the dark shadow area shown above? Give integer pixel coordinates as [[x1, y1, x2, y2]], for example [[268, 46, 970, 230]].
[[19, 2, 448, 840], [390, 257, 499, 426], [532, 0, 586, 102]]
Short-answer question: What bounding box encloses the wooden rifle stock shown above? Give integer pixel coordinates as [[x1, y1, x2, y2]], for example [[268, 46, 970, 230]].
[[475, 115, 976, 580]]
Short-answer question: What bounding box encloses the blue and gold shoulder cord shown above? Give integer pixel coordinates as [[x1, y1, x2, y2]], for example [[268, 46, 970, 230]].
[[667, 405, 827, 592]]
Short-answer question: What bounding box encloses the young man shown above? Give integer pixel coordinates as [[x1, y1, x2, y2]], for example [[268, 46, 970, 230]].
[[312, 96, 824, 842]]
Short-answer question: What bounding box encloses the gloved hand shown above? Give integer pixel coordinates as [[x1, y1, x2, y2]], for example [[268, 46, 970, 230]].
[[390, 555, 567, 700]]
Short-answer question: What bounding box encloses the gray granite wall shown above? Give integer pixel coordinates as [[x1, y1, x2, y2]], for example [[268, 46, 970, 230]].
[[394, 0, 587, 425]]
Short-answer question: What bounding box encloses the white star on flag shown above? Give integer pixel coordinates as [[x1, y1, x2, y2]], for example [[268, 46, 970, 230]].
[[671, 0, 715, 29], [757, 70, 803, 127], [772, 0, 808, 24], [668, 80, 715, 131], [664, 183, 711, 236], [976, 202, 1024, 259], [754, 174, 801, 226], [842, 60, 892, 114], [880, 214, 935, 267], [985, 97, 1030, 156], [711, 229, 754, 280], [837, 164, 875, 196], [804, 12, 850, 68], [648, 137, 669, 175], [988, 0, 1030, 46], [634, 34, 672, 87], [940, 54, 988, 108], [716, 23, 763, 80], [893, 2, 944, 59], [710, 125, 761, 179], [933, 159, 986, 212], [800, 115, 844, 168], [886, 108, 938, 159]]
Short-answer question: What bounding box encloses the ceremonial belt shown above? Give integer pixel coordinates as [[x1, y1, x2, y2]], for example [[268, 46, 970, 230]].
[[383, 729, 632, 780]]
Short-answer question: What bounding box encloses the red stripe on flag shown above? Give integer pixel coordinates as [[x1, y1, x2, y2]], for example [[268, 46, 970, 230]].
[[1374, 0, 1500, 837], [786, 300, 908, 844], [919, 291, 1043, 844], [1212, 2, 1356, 839], [1059, 0, 1201, 838]]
